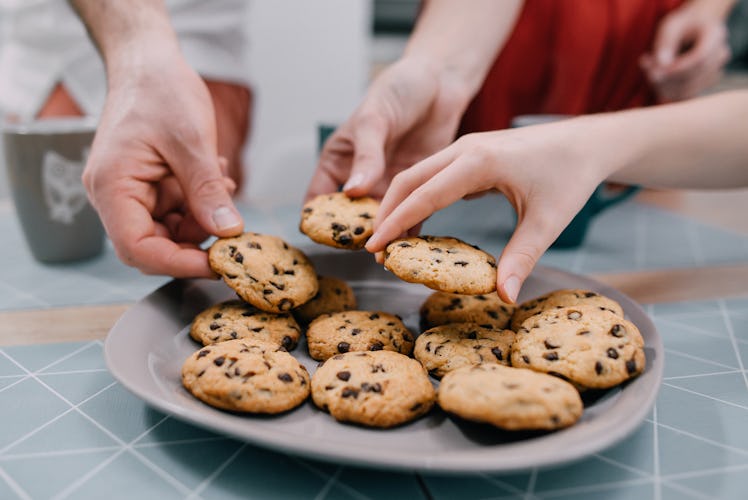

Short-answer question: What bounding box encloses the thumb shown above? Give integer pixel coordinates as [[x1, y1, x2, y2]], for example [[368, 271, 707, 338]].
[[496, 210, 563, 304], [172, 150, 244, 238], [342, 113, 388, 197]]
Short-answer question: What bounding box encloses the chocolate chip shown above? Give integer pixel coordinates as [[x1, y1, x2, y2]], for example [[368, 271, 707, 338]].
[[522, 355, 530, 364], [284, 270, 295, 275], [353, 226, 364, 235], [607, 348, 619, 359], [213, 312, 222, 319], [248, 242, 262, 249], [337, 234, 353, 245], [362, 382, 382, 393], [491, 347, 503, 361], [409, 402, 422, 412], [278, 299, 294, 311], [567, 310, 582, 320], [467, 331, 477, 340], [197, 369, 205, 377], [371, 363, 385, 373], [487, 260, 497, 268], [350, 328, 361, 336], [398, 242, 412, 248], [282, 336, 293, 350], [595, 361, 603, 375], [336, 371, 351, 381], [209, 322, 220, 331], [213, 356, 226, 366], [272, 265, 280, 275], [610, 324, 625, 338], [331, 222, 347, 232], [487, 310, 499, 319], [425, 342, 432, 352], [263, 289, 273, 295], [278, 373, 293, 383], [430, 247, 443, 253], [626, 359, 637, 374], [544, 340, 560, 349], [577, 330, 590, 336], [369, 341, 384, 351], [434, 345, 444, 355], [341, 387, 359, 398], [303, 207, 312, 213], [454, 261, 469, 267], [359, 212, 373, 219], [337, 342, 350, 353], [251, 327, 263, 332], [269, 281, 285, 291], [402, 332, 412, 342], [585, 292, 598, 297], [543, 352, 559, 361], [234, 252, 244, 263]]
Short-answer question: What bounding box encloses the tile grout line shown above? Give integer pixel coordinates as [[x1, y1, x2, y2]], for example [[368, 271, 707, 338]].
[[529, 476, 654, 499], [35, 342, 99, 373], [0, 349, 193, 498], [718, 298, 748, 392], [656, 315, 748, 346], [523, 468, 537, 500], [287, 456, 370, 500], [185, 443, 248, 500], [591, 453, 652, 479], [0, 351, 118, 455], [0, 446, 122, 461], [312, 466, 343, 500], [52, 414, 176, 500], [664, 369, 744, 381], [663, 347, 738, 371], [0, 464, 31, 500], [644, 419, 748, 457], [661, 382, 748, 412], [476, 472, 528, 496]]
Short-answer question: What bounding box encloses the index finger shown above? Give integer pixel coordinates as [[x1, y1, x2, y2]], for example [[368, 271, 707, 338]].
[[101, 193, 215, 278]]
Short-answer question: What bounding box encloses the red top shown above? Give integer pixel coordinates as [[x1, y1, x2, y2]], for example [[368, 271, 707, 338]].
[[460, 0, 684, 133]]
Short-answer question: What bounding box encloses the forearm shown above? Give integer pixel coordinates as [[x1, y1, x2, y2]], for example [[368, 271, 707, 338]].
[[69, 0, 180, 82], [403, 0, 523, 103], [581, 90, 748, 189]]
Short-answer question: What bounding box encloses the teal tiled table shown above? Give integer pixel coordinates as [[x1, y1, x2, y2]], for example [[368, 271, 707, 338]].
[[1, 196, 747, 499]]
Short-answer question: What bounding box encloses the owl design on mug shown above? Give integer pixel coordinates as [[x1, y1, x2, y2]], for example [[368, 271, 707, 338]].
[[41, 149, 89, 225]]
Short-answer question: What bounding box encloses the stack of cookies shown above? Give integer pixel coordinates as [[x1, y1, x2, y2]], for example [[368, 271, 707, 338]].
[[179, 193, 646, 433]]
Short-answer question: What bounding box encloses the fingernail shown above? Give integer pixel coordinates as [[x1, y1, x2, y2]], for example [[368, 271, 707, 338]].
[[212, 206, 241, 231], [502, 275, 521, 304], [343, 173, 365, 191]]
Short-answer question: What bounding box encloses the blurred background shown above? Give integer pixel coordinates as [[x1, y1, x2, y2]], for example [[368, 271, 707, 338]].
[[1, 0, 747, 205]]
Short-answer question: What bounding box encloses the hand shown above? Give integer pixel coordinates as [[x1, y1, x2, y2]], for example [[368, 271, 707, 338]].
[[640, 0, 732, 102], [365, 122, 607, 303], [305, 56, 472, 201], [82, 53, 244, 277]]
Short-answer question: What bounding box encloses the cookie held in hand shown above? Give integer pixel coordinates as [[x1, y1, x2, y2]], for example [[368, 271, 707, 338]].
[[300, 192, 379, 250], [208, 232, 318, 313], [383, 235, 497, 295]]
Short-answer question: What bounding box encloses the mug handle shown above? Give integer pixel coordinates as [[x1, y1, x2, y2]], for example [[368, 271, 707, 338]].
[[587, 184, 640, 214]]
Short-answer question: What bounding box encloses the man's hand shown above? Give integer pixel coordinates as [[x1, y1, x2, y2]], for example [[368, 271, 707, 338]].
[[72, 0, 243, 277]]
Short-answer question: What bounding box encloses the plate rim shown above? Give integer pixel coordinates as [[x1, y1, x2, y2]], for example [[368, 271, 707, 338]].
[[104, 262, 663, 473]]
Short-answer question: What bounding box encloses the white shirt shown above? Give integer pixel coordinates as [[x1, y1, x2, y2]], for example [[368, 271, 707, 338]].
[[0, 0, 251, 119]]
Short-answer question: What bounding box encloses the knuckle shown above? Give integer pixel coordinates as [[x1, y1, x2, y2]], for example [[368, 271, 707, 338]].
[[191, 175, 228, 199]]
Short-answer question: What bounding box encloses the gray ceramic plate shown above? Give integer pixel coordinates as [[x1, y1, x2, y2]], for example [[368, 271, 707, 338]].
[[105, 249, 663, 473]]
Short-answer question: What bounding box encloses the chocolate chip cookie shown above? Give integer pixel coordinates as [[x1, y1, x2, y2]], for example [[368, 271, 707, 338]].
[[511, 305, 645, 389], [181, 339, 310, 413], [299, 192, 379, 249], [438, 364, 583, 430], [189, 300, 301, 350], [306, 310, 414, 361], [510, 288, 624, 332], [311, 350, 435, 428], [293, 275, 357, 325], [420, 291, 514, 330], [208, 232, 318, 313], [383, 236, 497, 295], [413, 323, 515, 378]]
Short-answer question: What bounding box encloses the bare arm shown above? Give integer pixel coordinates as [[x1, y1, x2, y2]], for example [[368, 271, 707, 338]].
[[306, 0, 523, 199], [591, 90, 748, 188]]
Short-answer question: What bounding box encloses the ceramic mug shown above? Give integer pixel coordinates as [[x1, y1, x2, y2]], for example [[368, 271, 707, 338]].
[[510, 114, 639, 249], [3, 117, 105, 263]]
